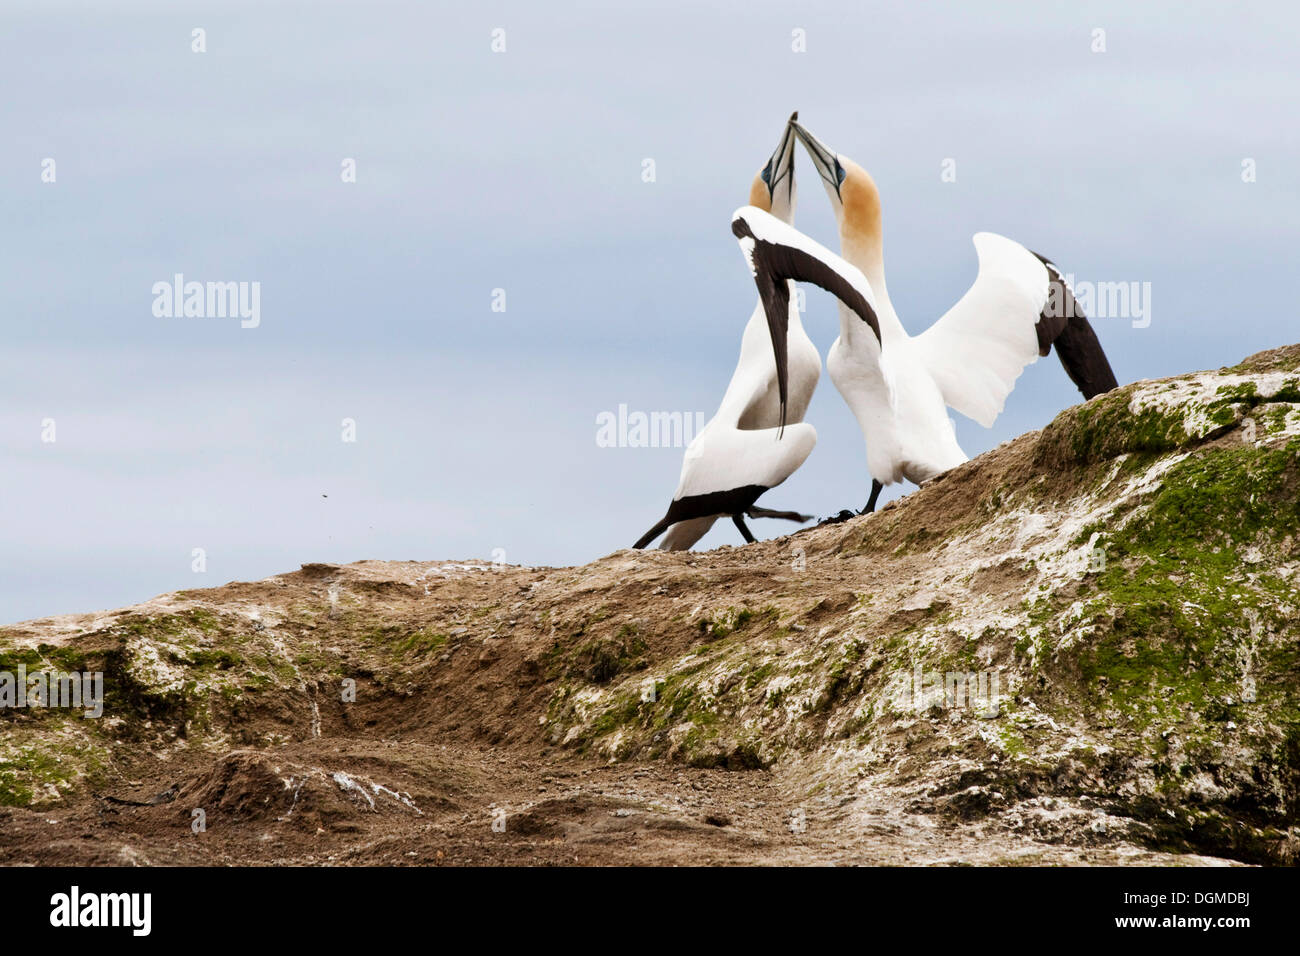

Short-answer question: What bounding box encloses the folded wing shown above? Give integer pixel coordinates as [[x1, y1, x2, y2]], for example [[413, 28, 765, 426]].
[[730, 205, 882, 430]]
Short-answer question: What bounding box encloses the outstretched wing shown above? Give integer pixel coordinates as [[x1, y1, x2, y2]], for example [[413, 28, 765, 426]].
[[1026, 250, 1120, 400], [912, 232, 1117, 428], [730, 205, 881, 431]]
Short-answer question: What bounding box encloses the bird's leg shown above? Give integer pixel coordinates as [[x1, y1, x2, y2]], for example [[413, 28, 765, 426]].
[[732, 514, 756, 544], [861, 479, 883, 514], [746, 506, 814, 523]]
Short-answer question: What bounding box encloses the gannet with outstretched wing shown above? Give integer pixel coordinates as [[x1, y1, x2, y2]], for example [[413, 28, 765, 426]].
[[786, 118, 1119, 516]]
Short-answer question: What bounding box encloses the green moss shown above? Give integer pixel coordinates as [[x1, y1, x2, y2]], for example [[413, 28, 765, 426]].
[[1035, 373, 1300, 468], [585, 693, 642, 738], [292, 648, 343, 677], [654, 674, 701, 727], [0, 775, 34, 807], [0, 647, 45, 672], [0, 736, 109, 808], [568, 629, 647, 683], [356, 625, 450, 660], [1059, 389, 1201, 464], [118, 608, 220, 642], [1121, 442, 1299, 552], [998, 728, 1027, 757], [697, 606, 762, 640], [815, 639, 867, 712], [1021, 440, 1300, 738], [1276, 379, 1300, 403], [173, 648, 242, 670], [1216, 381, 1259, 404], [393, 630, 448, 657]]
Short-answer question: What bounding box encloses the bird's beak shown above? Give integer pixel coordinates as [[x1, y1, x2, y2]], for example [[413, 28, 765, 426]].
[[790, 120, 842, 200], [761, 111, 799, 204]]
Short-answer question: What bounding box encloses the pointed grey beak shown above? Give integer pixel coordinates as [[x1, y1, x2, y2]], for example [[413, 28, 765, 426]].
[[760, 111, 799, 203], [790, 120, 844, 200]]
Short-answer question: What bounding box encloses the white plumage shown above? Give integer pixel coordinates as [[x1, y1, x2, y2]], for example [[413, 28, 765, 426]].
[[914, 233, 1059, 428], [783, 119, 1118, 508], [634, 118, 821, 550]]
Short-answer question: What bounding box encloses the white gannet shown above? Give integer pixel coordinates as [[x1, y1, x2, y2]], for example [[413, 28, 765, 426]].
[[634, 115, 822, 550], [786, 118, 1119, 516]]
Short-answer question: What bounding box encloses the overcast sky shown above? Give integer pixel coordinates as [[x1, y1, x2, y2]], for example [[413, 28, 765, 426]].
[[2, 0, 1297, 624]]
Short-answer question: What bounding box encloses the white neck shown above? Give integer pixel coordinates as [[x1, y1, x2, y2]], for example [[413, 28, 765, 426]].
[[840, 230, 906, 344], [716, 299, 789, 418], [833, 278, 907, 355]]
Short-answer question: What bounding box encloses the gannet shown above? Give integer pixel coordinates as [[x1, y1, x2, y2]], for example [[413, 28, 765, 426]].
[[786, 118, 1119, 515], [633, 115, 822, 550]]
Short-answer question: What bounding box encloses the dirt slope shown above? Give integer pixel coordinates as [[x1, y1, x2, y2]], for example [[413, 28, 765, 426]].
[[2, 346, 1298, 866]]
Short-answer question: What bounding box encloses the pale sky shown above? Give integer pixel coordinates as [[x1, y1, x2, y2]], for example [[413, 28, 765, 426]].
[[2, 0, 1297, 623]]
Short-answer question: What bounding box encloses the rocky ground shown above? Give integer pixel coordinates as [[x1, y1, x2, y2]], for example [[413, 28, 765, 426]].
[[2, 346, 1298, 866]]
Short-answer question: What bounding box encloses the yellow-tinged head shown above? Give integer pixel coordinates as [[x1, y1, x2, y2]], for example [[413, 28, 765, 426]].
[[789, 119, 883, 260]]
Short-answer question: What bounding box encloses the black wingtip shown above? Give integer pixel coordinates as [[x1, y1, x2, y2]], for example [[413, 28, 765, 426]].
[[1031, 253, 1121, 400], [633, 512, 672, 550]]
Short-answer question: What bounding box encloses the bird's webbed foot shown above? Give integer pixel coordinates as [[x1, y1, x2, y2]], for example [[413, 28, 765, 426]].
[[817, 510, 858, 526]]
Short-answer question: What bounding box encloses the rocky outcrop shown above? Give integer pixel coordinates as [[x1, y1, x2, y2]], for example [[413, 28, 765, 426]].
[[2, 346, 1297, 865]]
